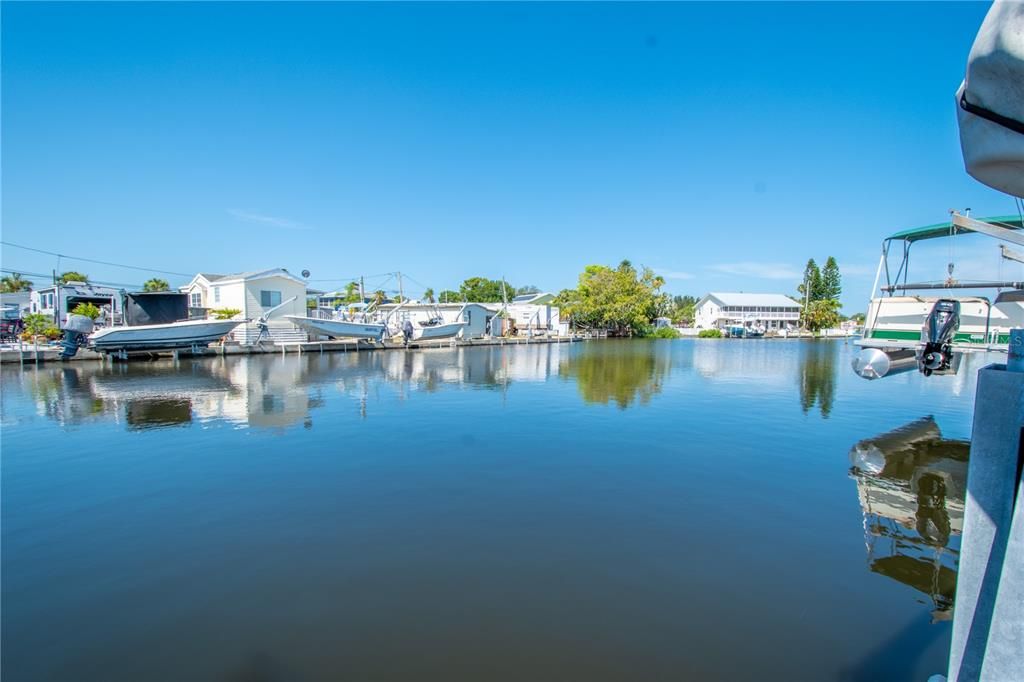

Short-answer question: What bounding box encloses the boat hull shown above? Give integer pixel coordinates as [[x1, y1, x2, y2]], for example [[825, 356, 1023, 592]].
[[415, 322, 466, 341], [89, 319, 245, 351], [285, 315, 387, 340], [859, 295, 1019, 352]]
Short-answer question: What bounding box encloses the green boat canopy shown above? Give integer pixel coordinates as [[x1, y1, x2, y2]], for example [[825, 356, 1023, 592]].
[[888, 215, 1024, 243]]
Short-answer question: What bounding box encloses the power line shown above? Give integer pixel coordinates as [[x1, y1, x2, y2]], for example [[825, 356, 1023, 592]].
[[1, 267, 143, 289], [0, 241, 193, 277]]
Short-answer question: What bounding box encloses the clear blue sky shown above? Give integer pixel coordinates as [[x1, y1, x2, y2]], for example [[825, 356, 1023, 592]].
[[2, 1, 1016, 309]]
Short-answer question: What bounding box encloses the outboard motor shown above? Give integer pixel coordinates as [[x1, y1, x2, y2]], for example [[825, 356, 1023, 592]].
[[918, 299, 960, 376], [402, 320, 414, 345], [60, 314, 94, 359]]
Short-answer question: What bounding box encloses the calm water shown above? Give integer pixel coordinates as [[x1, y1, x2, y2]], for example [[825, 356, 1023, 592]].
[[1, 340, 994, 681]]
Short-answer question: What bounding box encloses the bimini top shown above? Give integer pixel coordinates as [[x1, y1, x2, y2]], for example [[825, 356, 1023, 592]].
[[888, 215, 1024, 243]]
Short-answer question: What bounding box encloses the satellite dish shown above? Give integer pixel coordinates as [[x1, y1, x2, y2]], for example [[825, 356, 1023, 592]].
[[301, 269, 310, 279]]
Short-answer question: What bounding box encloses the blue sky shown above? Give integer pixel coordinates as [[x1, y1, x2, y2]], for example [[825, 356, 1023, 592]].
[[2, 1, 1017, 309]]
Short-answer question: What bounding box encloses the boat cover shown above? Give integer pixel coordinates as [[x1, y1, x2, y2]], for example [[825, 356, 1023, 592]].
[[124, 292, 188, 326], [957, 1, 1024, 198]]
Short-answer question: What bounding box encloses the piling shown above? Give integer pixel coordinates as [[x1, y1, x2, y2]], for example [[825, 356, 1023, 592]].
[[945, 336, 1024, 680]]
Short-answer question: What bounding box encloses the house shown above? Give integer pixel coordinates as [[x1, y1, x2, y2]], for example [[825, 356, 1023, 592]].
[[506, 292, 562, 335], [30, 282, 124, 329], [375, 302, 496, 339], [181, 268, 308, 344], [1, 291, 33, 319], [694, 292, 801, 331]]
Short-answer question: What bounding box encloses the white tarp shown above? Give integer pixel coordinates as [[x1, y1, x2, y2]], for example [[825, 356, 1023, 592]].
[[956, 1, 1024, 198]]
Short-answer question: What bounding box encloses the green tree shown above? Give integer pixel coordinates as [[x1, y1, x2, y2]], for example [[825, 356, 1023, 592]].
[[554, 260, 667, 336], [458, 277, 514, 303], [516, 285, 541, 296], [669, 294, 698, 324], [423, 287, 435, 303], [0, 272, 33, 292], [797, 259, 822, 303], [58, 271, 89, 284], [142, 278, 170, 292], [802, 298, 842, 333], [821, 256, 842, 301], [70, 302, 101, 319], [371, 290, 387, 306], [343, 282, 361, 303], [438, 289, 461, 303]]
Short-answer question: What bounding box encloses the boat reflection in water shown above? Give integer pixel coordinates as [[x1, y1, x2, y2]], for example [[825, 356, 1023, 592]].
[[849, 417, 968, 621]]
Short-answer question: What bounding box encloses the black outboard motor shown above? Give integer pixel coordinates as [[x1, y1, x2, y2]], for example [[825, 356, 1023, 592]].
[[59, 314, 94, 359], [918, 299, 960, 376]]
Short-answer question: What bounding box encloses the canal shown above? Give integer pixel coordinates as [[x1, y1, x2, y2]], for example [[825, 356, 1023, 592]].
[[1, 339, 994, 680]]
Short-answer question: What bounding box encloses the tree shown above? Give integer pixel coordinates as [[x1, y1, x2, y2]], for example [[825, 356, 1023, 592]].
[[142, 278, 170, 292], [802, 298, 842, 333], [423, 288, 435, 303], [821, 257, 841, 301], [371, 290, 387, 306], [438, 290, 461, 303], [516, 285, 541, 296], [554, 260, 667, 336], [458, 277, 514, 303], [797, 259, 822, 303], [669, 295, 698, 325], [0, 272, 32, 292], [343, 282, 361, 303], [58, 271, 89, 284]]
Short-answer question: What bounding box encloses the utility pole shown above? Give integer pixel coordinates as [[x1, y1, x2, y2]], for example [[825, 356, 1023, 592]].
[[397, 271, 404, 303], [359, 276, 364, 301]]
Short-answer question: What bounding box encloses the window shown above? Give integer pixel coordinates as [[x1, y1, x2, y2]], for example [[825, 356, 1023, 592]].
[[190, 291, 202, 308], [214, 287, 221, 304], [260, 290, 282, 308]]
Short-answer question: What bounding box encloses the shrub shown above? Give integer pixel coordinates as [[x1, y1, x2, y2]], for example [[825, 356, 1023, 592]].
[[71, 302, 101, 320], [22, 313, 51, 337], [651, 326, 681, 339], [698, 329, 723, 338], [210, 308, 242, 320]]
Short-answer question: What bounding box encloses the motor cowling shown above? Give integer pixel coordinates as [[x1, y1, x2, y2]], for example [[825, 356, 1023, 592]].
[[918, 299, 960, 376]]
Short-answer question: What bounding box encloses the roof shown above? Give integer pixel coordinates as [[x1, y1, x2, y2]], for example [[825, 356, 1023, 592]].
[[889, 215, 1024, 243], [511, 292, 556, 305], [199, 273, 225, 282], [188, 268, 307, 287], [699, 292, 801, 308]]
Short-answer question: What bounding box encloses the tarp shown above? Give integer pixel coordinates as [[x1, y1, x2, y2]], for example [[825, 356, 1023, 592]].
[[957, 1, 1024, 198], [124, 292, 188, 326]]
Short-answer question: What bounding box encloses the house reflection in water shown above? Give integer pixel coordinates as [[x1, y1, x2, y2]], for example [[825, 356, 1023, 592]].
[[848, 417, 968, 621]]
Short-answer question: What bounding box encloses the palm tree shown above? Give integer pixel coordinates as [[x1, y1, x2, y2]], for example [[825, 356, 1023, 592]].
[[372, 289, 387, 306], [423, 287, 435, 303], [143, 278, 170, 292], [0, 272, 32, 292]]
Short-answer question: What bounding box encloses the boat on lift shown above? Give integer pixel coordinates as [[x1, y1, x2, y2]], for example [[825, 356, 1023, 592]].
[[852, 212, 1024, 379], [286, 301, 393, 341]]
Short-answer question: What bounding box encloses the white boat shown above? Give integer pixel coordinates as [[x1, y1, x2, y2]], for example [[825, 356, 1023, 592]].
[[90, 318, 246, 351], [853, 213, 1024, 379], [285, 315, 389, 341], [414, 321, 466, 341]]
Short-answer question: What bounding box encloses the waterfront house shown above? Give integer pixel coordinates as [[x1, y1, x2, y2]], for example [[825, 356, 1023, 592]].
[[1, 291, 33, 319], [181, 269, 308, 344], [30, 282, 124, 329], [506, 292, 562, 335], [694, 292, 801, 332]]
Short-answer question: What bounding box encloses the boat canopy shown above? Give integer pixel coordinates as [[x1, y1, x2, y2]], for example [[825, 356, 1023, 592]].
[[887, 215, 1024, 243]]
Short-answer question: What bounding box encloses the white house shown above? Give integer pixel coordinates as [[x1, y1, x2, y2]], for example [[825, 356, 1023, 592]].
[[181, 269, 308, 344], [30, 282, 124, 329], [506, 292, 562, 335], [694, 292, 801, 331]]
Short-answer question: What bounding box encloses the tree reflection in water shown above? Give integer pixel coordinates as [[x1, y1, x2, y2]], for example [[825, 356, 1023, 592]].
[[798, 340, 838, 417], [559, 340, 672, 409]]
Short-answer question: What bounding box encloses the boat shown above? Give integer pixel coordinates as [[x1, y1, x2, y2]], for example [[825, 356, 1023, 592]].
[[852, 213, 1024, 379], [284, 314, 389, 341], [89, 318, 246, 351], [414, 320, 466, 341]]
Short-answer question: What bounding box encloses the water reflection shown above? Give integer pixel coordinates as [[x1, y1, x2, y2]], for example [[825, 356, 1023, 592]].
[[798, 340, 837, 418], [558, 340, 672, 408], [848, 417, 967, 621]]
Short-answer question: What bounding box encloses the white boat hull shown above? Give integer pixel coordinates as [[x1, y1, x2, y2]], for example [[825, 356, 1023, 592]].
[[415, 322, 466, 341], [89, 319, 245, 351], [859, 295, 1020, 352], [285, 315, 387, 340]]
